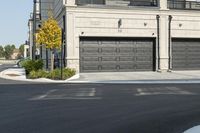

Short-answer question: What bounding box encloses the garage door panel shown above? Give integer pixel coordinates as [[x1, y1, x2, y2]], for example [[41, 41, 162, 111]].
[[135, 66, 153, 71], [81, 66, 99, 72], [140, 60, 153, 64], [101, 42, 116, 47], [119, 48, 134, 53], [172, 39, 200, 70], [135, 53, 152, 57], [173, 48, 187, 51], [119, 65, 134, 69], [80, 38, 155, 72], [187, 61, 200, 64], [187, 60, 200, 64], [119, 57, 134, 61], [136, 47, 152, 51], [101, 57, 117, 61], [187, 51, 200, 54], [101, 65, 118, 71], [173, 55, 187, 59], [81, 61, 99, 65], [118, 62, 135, 65], [119, 43, 133, 47], [81, 57, 99, 61], [81, 48, 99, 53], [101, 48, 117, 53], [81, 41, 99, 47], [136, 56, 152, 61]]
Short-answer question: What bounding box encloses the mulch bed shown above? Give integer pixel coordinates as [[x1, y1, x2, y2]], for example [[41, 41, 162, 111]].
[[6, 74, 20, 77]]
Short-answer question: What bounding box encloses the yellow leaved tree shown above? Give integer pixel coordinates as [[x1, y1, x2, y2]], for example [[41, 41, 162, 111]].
[[36, 16, 62, 71]]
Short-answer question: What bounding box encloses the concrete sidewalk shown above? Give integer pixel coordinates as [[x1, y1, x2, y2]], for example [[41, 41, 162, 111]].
[[2, 67, 200, 83], [68, 71, 200, 84]]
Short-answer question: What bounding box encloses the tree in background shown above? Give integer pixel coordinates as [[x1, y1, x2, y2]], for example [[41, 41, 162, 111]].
[[19, 44, 24, 58], [11, 45, 15, 50], [36, 16, 62, 71], [4, 45, 15, 59], [0, 46, 4, 58]]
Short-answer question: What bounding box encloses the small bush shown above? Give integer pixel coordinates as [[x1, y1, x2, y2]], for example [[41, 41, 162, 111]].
[[37, 69, 49, 78], [28, 70, 38, 79], [63, 68, 76, 79], [33, 60, 44, 71], [28, 70, 48, 79], [48, 69, 61, 80], [22, 59, 43, 74], [28, 68, 76, 80]]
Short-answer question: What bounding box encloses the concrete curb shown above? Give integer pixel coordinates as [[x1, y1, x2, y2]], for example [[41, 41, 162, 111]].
[[0, 69, 80, 83], [1, 68, 200, 84], [67, 79, 200, 84], [184, 125, 200, 133]]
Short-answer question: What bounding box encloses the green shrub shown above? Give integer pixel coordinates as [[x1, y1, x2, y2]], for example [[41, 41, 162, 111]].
[[28, 70, 38, 79], [28, 68, 76, 80], [22, 59, 43, 74], [63, 68, 76, 79], [28, 69, 48, 79], [33, 60, 44, 71], [48, 69, 61, 80], [37, 69, 49, 78]]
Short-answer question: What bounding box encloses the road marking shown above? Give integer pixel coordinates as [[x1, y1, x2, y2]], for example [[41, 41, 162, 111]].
[[29, 89, 58, 100], [37, 97, 102, 100], [89, 88, 96, 96], [135, 87, 196, 96], [29, 88, 101, 100]]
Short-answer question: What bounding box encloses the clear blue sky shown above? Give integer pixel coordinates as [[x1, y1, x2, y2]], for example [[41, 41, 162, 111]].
[[0, 1, 33, 48]]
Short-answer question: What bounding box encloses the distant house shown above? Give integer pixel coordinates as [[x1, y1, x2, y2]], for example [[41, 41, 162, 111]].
[[11, 49, 20, 59]]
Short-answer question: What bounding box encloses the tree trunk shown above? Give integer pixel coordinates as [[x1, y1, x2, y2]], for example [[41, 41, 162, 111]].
[[50, 50, 54, 71]]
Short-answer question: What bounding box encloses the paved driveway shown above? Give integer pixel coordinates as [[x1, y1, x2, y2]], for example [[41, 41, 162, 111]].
[[68, 71, 200, 83]]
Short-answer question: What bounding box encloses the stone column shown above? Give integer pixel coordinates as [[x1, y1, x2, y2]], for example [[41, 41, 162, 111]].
[[159, 0, 168, 10], [66, 11, 78, 71], [159, 14, 169, 71], [66, 0, 76, 6]]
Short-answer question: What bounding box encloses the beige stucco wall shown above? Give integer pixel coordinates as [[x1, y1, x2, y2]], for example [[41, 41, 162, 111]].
[[66, 8, 160, 72]]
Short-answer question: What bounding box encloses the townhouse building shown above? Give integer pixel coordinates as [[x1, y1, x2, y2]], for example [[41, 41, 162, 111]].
[[31, 0, 200, 73]]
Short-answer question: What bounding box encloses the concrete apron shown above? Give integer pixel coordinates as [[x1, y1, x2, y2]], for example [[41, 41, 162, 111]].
[[68, 71, 200, 84]]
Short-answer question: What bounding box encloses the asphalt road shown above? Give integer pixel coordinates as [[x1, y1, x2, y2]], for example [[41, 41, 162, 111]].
[[1, 65, 200, 133]]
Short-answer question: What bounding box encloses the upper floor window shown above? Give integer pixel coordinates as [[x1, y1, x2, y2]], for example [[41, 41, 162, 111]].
[[168, 0, 200, 10], [76, 0, 158, 7]]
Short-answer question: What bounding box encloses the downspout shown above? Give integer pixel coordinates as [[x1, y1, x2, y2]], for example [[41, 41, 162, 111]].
[[168, 15, 173, 71], [63, 15, 66, 67], [46, 48, 48, 69], [156, 15, 160, 70], [61, 29, 64, 79], [61, 15, 66, 80]]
